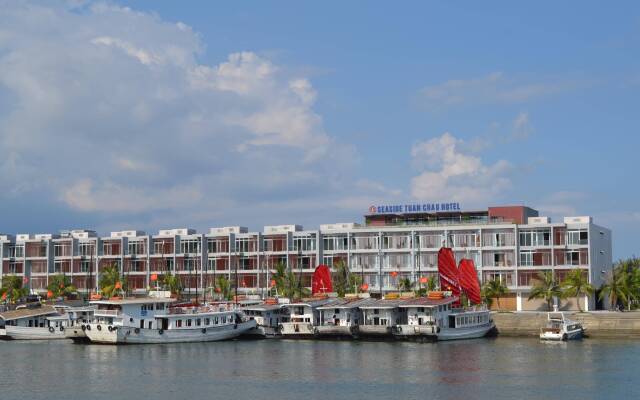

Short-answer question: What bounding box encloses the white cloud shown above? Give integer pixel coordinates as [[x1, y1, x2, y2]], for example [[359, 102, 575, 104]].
[[410, 132, 511, 205], [0, 1, 354, 224], [419, 72, 566, 110]]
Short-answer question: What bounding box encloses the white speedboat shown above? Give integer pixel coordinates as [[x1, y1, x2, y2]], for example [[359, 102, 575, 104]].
[[540, 312, 584, 341], [84, 295, 256, 344]]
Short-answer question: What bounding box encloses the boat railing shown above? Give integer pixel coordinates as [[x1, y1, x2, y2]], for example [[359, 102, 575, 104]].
[[95, 309, 121, 317], [167, 304, 234, 315]]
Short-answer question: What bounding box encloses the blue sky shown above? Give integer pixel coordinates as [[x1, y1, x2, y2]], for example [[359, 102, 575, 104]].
[[0, 1, 638, 258]]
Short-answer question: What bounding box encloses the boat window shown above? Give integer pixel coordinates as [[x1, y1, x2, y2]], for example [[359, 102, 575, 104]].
[[214, 317, 219, 324], [196, 318, 201, 326], [418, 307, 425, 313], [205, 318, 210, 325], [187, 319, 192, 327], [157, 303, 165, 310], [176, 319, 182, 328]]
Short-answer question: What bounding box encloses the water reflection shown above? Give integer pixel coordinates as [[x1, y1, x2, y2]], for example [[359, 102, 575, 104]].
[[0, 338, 638, 400]]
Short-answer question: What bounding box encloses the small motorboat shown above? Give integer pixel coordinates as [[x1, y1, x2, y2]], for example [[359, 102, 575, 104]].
[[540, 311, 584, 341]]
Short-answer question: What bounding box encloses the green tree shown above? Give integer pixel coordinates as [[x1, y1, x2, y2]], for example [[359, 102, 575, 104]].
[[561, 269, 594, 312], [482, 279, 509, 310], [47, 275, 77, 299], [528, 271, 563, 311], [0, 276, 29, 303], [348, 273, 363, 295], [162, 272, 182, 297], [332, 260, 350, 297], [213, 275, 232, 301], [272, 262, 287, 296], [98, 264, 127, 298], [399, 278, 414, 292]]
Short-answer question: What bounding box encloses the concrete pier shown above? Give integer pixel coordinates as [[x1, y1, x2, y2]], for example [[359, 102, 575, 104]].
[[492, 311, 640, 338]]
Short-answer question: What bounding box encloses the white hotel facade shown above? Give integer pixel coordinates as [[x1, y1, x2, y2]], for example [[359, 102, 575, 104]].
[[0, 205, 611, 311]]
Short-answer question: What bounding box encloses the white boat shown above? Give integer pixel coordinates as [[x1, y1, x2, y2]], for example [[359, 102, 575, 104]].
[[0, 303, 95, 340], [279, 298, 341, 338], [84, 295, 256, 344], [540, 312, 584, 341], [315, 298, 370, 338], [392, 296, 495, 341], [241, 303, 288, 338]]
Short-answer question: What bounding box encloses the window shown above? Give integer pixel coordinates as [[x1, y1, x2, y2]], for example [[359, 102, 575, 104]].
[[293, 236, 316, 252], [156, 303, 165, 310], [54, 243, 71, 257], [567, 230, 588, 246], [196, 318, 201, 326], [208, 238, 229, 253], [154, 240, 173, 255], [180, 239, 201, 254], [323, 236, 348, 251], [79, 260, 91, 273], [78, 242, 95, 256], [205, 318, 210, 325], [176, 319, 182, 328], [186, 319, 192, 327], [128, 241, 146, 256]]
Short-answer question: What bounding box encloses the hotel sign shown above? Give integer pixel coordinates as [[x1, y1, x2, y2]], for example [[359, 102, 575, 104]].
[[369, 202, 461, 214]]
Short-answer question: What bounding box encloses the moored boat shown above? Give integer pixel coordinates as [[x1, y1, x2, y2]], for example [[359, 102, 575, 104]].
[[84, 295, 256, 344], [279, 298, 340, 338], [0, 303, 95, 340], [540, 312, 584, 341]]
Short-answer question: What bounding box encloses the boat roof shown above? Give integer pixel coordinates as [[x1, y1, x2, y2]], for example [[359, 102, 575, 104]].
[[358, 299, 406, 309], [317, 298, 377, 310], [286, 298, 342, 308], [0, 305, 58, 321], [90, 297, 176, 305], [398, 296, 458, 308], [242, 304, 283, 311]]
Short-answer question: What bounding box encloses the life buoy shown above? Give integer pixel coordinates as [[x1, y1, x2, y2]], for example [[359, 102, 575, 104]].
[[86, 325, 91, 331], [59, 326, 65, 332], [134, 328, 140, 334], [201, 328, 206, 334], [81, 325, 86, 331], [158, 329, 164, 335], [397, 326, 403, 333], [107, 326, 113, 332], [48, 326, 54, 333], [97, 324, 102, 331], [277, 324, 284, 332]]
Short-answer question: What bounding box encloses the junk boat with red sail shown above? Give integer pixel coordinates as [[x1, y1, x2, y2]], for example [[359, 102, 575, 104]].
[[392, 247, 494, 341]]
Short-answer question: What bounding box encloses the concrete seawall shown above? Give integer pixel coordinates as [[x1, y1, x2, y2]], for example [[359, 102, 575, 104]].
[[492, 311, 640, 338]]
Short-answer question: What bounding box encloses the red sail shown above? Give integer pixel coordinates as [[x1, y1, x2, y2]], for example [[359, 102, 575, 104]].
[[437, 247, 460, 297], [458, 258, 482, 304], [312, 264, 333, 295]]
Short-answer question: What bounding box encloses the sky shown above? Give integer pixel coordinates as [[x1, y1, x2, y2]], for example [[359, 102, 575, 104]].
[[0, 1, 638, 258]]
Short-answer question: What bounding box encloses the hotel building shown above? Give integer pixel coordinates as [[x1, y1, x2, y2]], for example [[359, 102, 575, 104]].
[[0, 205, 611, 311]]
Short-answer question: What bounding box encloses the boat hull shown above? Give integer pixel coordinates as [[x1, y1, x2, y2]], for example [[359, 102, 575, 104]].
[[1, 325, 69, 340], [392, 324, 439, 341], [357, 325, 393, 338], [85, 320, 257, 344], [437, 322, 495, 341], [540, 328, 583, 341], [279, 322, 315, 339], [314, 325, 356, 339]]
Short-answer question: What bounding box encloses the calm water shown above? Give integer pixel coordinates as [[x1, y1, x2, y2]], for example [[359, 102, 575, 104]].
[[0, 338, 638, 400]]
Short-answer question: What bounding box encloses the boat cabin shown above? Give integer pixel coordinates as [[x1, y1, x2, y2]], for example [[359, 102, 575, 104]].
[[242, 304, 288, 328], [90, 297, 176, 330], [317, 299, 369, 327], [399, 297, 456, 328], [283, 299, 338, 326], [0, 305, 58, 331], [359, 299, 406, 328], [448, 309, 492, 329]]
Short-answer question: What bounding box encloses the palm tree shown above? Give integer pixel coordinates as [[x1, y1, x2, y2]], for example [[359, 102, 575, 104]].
[[528, 271, 563, 311], [599, 267, 624, 310], [399, 278, 414, 292], [214, 275, 232, 301], [561, 269, 594, 312], [162, 273, 182, 298], [47, 274, 77, 299], [482, 279, 509, 310], [0, 276, 29, 303], [99, 264, 126, 298], [272, 262, 287, 296], [333, 260, 350, 297]]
